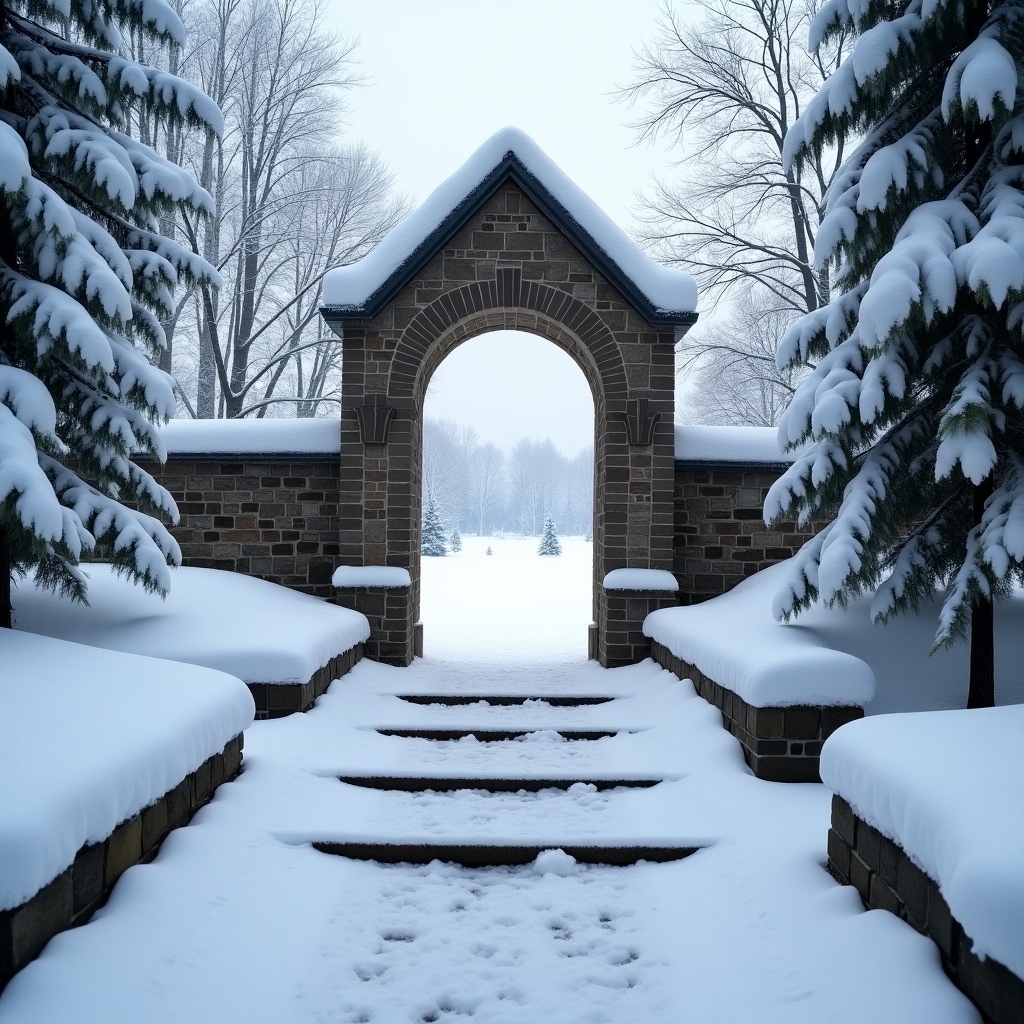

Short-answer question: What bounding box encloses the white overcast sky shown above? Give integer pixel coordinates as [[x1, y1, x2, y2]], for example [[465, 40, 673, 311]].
[[324, 0, 690, 457]]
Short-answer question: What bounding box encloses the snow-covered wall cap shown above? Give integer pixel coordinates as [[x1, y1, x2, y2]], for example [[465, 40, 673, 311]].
[[603, 568, 680, 592], [333, 566, 412, 589], [160, 419, 340, 455], [675, 424, 796, 465], [321, 127, 697, 322]]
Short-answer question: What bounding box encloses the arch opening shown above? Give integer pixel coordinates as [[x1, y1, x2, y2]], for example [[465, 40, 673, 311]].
[[418, 330, 596, 660]]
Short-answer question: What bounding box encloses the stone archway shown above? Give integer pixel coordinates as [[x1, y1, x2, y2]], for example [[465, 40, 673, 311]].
[[321, 129, 696, 667]]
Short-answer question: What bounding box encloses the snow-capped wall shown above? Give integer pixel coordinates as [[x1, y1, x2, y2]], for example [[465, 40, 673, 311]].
[[644, 563, 876, 708], [153, 419, 798, 466], [0, 628, 254, 910], [821, 705, 1024, 980], [160, 418, 340, 455], [674, 424, 794, 464]]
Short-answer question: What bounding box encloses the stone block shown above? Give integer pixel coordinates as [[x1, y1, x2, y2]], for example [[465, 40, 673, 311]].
[[848, 850, 872, 901], [895, 849, 930, 928], [72, 842, 105, 920], [141, 797, 169, 856], [105, 816, 142, 887], [832, 796, 856, 846], [868, 873, 901, 916], [827, 828, 851, 880], [0, 868, 72, 984], [956, 941, 1024, 1024]]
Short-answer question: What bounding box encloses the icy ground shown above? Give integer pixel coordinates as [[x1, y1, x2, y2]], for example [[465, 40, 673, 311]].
[[0, 537, 978, 1023]]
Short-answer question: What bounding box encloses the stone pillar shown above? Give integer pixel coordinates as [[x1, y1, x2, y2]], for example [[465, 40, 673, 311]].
[[333, 584, 416, 666]]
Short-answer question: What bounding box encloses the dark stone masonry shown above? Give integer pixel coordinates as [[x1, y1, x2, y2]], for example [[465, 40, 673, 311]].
[[135, 455, 341, 599], [828, 796, 1024, 1024], [673, 462, 819, 606], [0, 735, 244, 994]]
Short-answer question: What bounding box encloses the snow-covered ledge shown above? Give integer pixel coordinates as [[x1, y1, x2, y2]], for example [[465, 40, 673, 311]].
[[332, 566, 411, 589], [603, 568, 679, 592], [822, 706, 1024, 1004], [644, 564, 872, 782]]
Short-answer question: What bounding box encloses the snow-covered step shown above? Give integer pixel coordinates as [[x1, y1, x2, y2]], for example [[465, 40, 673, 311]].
[[394, 694, 617, 706], [311, 840, 699, 867], [374, 727, 633, 741], [338, 774, 663, 792]]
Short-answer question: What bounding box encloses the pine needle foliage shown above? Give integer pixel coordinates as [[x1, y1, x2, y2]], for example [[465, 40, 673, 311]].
[[0, 0, 221, 604], [537, 513, 561, 556], [765, 0, 1024, 694], [422, 495, 447, 557]]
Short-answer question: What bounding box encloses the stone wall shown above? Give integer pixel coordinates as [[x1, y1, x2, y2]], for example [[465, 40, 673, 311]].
[[137, 455, 340, 599], [0, 735, 243, 993], [651, 641, 863, 782], [673, 461, 817, 605], [135, 451, 816, 659], [828, 795, 1024, 1024]]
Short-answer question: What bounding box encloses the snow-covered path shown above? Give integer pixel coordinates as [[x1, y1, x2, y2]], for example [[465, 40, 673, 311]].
[[0, 540, 978, 1022]]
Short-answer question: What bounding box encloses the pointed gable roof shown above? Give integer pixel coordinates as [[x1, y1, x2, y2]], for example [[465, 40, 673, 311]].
[[320, 127, 698, 328]]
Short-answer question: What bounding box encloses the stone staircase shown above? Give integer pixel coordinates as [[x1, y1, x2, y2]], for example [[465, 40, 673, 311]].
[[315, 689, 699, 869]]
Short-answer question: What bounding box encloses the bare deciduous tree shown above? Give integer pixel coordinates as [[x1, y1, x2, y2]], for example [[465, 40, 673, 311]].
[[622, 0, 847, 424], [468, 443, 505, 535], [680, 290, 802, 426], [623, 0, 845, 315], [169, 0, 406, 418]]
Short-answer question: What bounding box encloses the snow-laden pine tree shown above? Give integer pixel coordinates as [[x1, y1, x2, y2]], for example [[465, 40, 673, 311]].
[[766, 0, 1024, 706], [0, 0, 221, 624], [449, 525, 462, 553], [537, 514, 561, 556], [422, 496, 447, 557]]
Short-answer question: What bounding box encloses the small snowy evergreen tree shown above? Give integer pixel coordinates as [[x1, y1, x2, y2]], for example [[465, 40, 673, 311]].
[[767, 0, 1024, 706], [537, 513, 561, 556], [421, 495, 447, 556], [485, 545, 493, 556], [449, 524, 462, 553], [0, 0, 221, 623]]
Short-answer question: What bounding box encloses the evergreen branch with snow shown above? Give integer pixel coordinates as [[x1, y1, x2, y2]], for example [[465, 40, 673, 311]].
[[0, 0, 219, 604]]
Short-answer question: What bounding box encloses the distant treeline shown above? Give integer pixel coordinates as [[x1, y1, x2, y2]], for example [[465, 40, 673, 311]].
[[423, 419, 593, 536]]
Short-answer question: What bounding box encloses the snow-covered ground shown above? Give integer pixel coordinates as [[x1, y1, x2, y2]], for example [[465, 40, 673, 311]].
[[0, 536, 987, 1022]]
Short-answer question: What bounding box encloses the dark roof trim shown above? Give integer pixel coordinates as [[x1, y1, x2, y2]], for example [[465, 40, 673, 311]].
[[320, 152, 699, 330], [675, 459, 793, 473]]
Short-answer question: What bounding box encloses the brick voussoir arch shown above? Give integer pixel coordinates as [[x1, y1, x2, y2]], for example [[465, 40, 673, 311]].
[[392, 272, 626, 400]]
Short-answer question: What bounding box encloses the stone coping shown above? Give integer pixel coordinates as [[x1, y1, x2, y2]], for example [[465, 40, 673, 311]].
[[651, 640, 862, 782], [248, 644, 363, 720], [828, 796, 1024, 1024], [0, 735, 243, 993]]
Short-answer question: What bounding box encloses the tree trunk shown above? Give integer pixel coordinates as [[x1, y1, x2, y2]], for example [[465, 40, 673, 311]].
[[0, 526, 11, 630], [967, 479, 995, 708]]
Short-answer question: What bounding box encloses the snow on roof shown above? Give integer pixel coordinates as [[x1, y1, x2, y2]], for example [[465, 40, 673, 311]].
[[159, 418, 340, 455], [821, 705, 1024, 979], [674, 424, 794, 465], [13, 564, 368, 684], [321, 127, 697, 318], [643, 562, 876, 708], [0, 627, 254, 910]]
